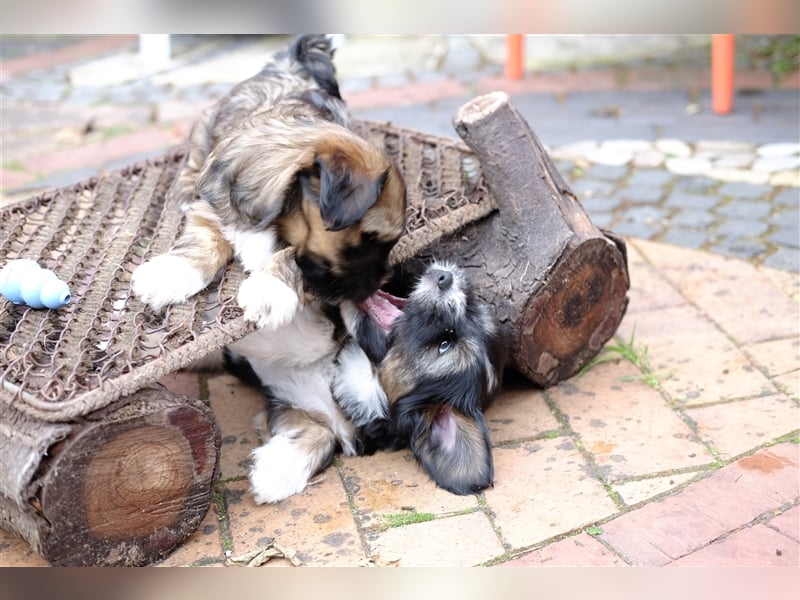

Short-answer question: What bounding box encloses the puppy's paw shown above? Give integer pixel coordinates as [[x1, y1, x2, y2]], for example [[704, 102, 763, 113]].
[[131, 254, 207, 310], [248, 437, 313, 504], [238, 271, 299, 329]]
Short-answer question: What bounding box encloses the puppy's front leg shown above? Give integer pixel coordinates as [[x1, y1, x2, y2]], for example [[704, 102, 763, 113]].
[[132, 204, 232, 310], [233, 229, 303, 329]]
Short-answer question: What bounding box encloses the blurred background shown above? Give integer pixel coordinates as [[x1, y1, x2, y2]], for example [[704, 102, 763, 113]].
[[1, 34, 798, 270]]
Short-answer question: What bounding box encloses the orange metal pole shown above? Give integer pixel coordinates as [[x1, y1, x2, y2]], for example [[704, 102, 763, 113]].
[[711, 34, 735, 114], [505, 34, 524, 80]]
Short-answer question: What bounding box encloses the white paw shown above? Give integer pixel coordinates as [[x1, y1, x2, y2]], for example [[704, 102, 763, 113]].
[[237, 271, 299, 329], [131, 255, 207, 310], [248, 436, 313, 504]]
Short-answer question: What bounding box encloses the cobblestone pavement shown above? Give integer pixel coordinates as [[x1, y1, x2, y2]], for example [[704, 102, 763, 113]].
[[0, 35, 798, 567]]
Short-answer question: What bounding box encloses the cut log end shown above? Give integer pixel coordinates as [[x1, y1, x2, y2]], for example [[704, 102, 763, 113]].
[[36, 388, 220, 566], [516, 236, 629, 386]]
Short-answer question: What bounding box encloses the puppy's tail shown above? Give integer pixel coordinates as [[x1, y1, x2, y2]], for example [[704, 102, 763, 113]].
[[290, 34, 342, 99]]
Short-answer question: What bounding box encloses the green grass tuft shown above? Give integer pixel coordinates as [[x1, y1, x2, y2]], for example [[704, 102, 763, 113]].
[[381, 511, 435, 530], [579, 325, 670, 391]]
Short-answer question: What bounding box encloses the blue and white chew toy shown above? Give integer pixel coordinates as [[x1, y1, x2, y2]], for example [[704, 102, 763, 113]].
[[0, 259, 71, 309]]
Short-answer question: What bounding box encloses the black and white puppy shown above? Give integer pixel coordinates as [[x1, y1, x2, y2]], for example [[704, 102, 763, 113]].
[[335, 261, 507, 495], [225, 260, 505, 503]]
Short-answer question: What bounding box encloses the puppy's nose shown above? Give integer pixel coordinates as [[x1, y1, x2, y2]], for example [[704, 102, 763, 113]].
[[431, 269, 453, 291]]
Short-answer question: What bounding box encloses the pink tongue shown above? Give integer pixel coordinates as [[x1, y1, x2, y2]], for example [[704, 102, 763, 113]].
[[360, 289, 406, 331]]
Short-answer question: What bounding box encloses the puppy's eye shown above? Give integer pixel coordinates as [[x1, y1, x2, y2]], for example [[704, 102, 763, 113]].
[[438, 329, 455, 354]]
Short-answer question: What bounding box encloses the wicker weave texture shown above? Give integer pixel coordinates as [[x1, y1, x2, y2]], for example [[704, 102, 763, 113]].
[[0, 120, 496, 422]]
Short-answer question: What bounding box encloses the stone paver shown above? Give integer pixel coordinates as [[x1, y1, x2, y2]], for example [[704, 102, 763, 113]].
[[207, 373, 267, 480], [340, 449, 478, 530], [550, 361, 713, 481], [365, 511, 504, 567], [616, 303, 776, 405], [224, 476, 364, 567], [670, 524, 798, 566], [484, 374, 560, 443], [633, 240, 800, 344], [0, 528, 50, 567], [768, 505, 800, 542], [504, 533, 626, 566], [612, 473, 699, 507], [156, 506, 224, 567], [487, 438, 618, 550], [599, 443, 798, 565], [687, 394, 799, 459]]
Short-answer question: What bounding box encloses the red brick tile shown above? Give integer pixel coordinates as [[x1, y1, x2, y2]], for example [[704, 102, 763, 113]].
[[365, 511, 504, 567], [344, 79, 468, 109], [687, 394, 799, 459], [476, 70, 619, 96], [20, 127, 183, 175], [624, 242, 687, 314], [485, 373, 559, 443], [1, 35, 137, 79], [670, 525, 799, 566], [758, 265, 800, 303], [728, 443, 799, 504], [633, 240, 799, 345], [487, 438, 618, 549], [224, 475, 364, 566], [616, 304, 776, 405], [550, 361, 713, 480], [743, 337, 800, 380], [207, 374, 266, 480], [0, 169, 36, 191], [340, 449, 477, 529], [768, 505, 800, 542], [156, 506, 224, 566], [504, 533, 626, 566], [599, 443, 799, 565], [0, 527, 50, 567], [612, 472, 698, 507]]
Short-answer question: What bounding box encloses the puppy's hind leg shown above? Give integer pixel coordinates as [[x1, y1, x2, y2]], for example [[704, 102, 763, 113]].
[[131, 203, 233, 310], [249, 406, 338, 504]]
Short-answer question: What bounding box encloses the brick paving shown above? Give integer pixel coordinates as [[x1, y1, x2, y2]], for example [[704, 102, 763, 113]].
[[0, 35, 798, 567]]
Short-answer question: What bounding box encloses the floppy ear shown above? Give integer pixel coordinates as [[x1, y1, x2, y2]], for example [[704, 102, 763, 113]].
[[313, 156, 386, 231], [393, 388, 493, 495]]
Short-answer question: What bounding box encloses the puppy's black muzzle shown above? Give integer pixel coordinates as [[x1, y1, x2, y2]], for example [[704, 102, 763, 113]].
[[431, 269, 453, 291]]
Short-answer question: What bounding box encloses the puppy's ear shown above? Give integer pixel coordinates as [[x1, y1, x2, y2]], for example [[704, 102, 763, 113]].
[[393, 393, 493, 495], [313, 155, 386, 231]]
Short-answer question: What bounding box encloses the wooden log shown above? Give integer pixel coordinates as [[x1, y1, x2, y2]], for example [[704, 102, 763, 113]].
[[0, 386, 220, 566], [402, 91, 630, 386]]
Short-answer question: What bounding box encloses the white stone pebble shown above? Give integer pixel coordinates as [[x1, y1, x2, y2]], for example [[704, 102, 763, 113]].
[[549, 140, 598, 160], [706, 168, 770, 185], [633, 149, 665, 168], [665, 156, 712, 175], [752, 156, 800, 173], [586, 147, 633, 166], [655, 139, 692, 157], [756, 143, 800, 158], [712, 153, 755, 169]]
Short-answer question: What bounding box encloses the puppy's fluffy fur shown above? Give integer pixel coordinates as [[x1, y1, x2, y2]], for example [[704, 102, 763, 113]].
[[131, 35, 406, 328], [337, 262, 507, 495], [225, 260, 505, 503]]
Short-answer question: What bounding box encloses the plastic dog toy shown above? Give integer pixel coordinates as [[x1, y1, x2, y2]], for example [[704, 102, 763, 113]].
[[0, 259, 72, 309]]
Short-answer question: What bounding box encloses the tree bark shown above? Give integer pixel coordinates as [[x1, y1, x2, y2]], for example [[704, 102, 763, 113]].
[[0, 386, 219, 566], [403, 92, 630, 386]]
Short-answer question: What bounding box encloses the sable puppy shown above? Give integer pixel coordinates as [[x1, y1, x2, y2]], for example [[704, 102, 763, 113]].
[[131, 34, 406, 328], [336, 262, 507, 495]]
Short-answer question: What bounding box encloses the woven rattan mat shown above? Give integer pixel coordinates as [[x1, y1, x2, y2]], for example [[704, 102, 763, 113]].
[[0, 119, 497, 422]]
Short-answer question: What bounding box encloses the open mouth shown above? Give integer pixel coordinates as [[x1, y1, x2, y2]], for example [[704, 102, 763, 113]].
[[359, 289, 406, 332]]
